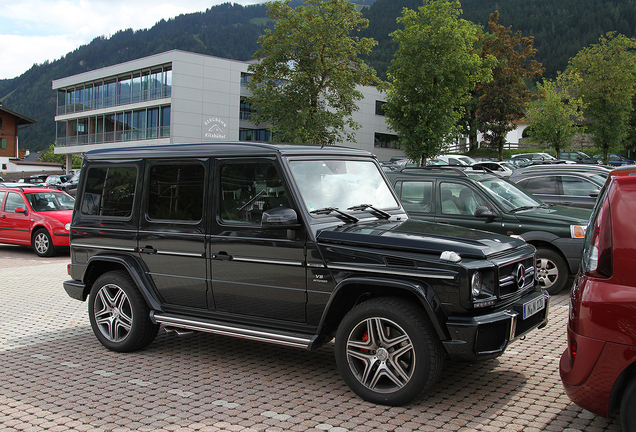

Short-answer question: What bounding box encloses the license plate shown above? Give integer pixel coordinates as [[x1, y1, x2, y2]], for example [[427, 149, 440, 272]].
[[523, 296, 545, 319]]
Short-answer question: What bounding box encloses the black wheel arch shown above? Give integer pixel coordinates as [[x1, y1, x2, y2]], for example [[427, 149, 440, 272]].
[[609, 359, 636, 418], [314, 276, 449, 348], [79, 254, 163, 312]]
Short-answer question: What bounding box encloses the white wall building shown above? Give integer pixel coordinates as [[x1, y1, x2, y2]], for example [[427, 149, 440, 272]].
[[52, 50, 403, 168]]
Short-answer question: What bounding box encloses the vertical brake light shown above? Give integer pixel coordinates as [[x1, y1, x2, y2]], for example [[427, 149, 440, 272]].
[[583, 195, 613, 278]]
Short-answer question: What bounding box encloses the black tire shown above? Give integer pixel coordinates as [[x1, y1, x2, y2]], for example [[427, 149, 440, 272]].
[[334, 297, 444, 406], [32, 228, 55, 257], [88, 270, 159, 352], [536, 247, 569, 295], [621, 376, 636, 431]]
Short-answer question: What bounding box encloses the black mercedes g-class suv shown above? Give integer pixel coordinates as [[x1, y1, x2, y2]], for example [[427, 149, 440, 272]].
[[64, 142, 549, 406]]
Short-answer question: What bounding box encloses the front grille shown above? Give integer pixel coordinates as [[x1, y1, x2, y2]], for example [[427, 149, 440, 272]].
[[475, 321, 509, 353], [498, 257, 535, 298]]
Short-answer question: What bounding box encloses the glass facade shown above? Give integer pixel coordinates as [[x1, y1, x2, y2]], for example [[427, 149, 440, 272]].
[[57, 106, 171, 147], [56, 64, 172, 147], [56, 65, 172, 115]]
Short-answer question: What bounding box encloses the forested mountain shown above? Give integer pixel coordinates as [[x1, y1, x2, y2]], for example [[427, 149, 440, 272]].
[[1, 0, 635, 152]]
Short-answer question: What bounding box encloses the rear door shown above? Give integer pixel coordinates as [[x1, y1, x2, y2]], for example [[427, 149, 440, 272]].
[[137, 159, 209, 310], [1, 191, 31, 244]]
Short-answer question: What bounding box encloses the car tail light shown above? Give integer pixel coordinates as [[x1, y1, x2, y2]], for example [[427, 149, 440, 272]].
[[582, 195, 613, 278], [570, 337, 577, 360]]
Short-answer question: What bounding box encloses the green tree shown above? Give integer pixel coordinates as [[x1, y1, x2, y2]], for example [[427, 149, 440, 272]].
[[384, 0, 493, 164], [38, 145, 82, 169], [476, 11, 543, 161], [524, 77, 583, 156], [562, 32, 636, 164], [246, 0, 382, 145]]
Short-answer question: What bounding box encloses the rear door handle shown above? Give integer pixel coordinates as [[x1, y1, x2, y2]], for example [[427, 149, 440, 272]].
[[212, 251, 232, 261], [139, 246, 158, 254]]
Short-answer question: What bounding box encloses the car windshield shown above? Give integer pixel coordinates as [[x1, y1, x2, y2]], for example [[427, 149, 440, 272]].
[[26, 192, 75, 211], [289, 159, 399, 214], [476, 177, 542, 212]]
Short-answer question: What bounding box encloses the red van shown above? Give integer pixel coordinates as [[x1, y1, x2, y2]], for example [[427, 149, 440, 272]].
[[560, 165, 636, 430]]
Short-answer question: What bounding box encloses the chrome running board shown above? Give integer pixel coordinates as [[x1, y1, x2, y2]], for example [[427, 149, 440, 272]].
[[151, 312, 313, 349]]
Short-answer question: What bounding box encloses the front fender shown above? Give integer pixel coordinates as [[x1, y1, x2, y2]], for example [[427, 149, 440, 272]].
[[317, 276, 450, 343]]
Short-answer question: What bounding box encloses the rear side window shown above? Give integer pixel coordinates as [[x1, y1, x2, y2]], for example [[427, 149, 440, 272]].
[[81, 166, 137, 217], [147, 162, 205, 222], [4, 192, 25, 212]]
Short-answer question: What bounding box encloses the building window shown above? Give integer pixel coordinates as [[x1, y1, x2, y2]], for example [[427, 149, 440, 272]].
[[240, 98, 255, 120], [0, 117, 3, 129], [1, 139, 6, 149], [55, 105, 171, 147], [374, 132, 400, 149], [56, 64, 172, 115], [375, 101, 386, 116], [239, 128, 273, 142]]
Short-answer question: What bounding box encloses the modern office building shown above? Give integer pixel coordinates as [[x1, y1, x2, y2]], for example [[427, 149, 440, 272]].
[[52, 50, 403, 169]]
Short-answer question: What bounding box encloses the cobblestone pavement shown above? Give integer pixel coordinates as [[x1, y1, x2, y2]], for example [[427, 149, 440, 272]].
[[0, 244, 622, 432]]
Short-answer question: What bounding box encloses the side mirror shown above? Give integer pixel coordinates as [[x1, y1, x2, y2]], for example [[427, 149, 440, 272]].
[[474, 206, 495, 219], [261, 207, 299, 228], [14, 206, 27, 214]]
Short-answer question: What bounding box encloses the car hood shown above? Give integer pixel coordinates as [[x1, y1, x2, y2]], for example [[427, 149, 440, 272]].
[[32, 210, 73, 223], [509, 205, 591, 225], [317, 219, 525, 260]]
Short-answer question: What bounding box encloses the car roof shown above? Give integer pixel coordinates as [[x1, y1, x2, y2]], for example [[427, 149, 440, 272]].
[[512, 164, 613, 174], [83, 142, 372, 161], [609, 165, 636, 177], [0, 185, 56, 192], [385, 165, 502, 181]]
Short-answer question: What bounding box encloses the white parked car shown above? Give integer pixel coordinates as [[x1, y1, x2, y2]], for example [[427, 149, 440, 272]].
[[436, 154, 477, 166]]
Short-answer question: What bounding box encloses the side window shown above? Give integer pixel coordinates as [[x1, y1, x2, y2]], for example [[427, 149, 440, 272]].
[[0, 191, 5, 209], [561, 176, 598, 197], [522, 176, 558, 194], [81, 166, 137, 217], [5, 192, 26, 212], [440, 183, 486, 216], [400, 181, 433, 213], [147, 162, 205, 222], [219, 161, 290, 224]]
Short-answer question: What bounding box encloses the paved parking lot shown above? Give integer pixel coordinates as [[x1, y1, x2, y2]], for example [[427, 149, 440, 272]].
[[0, 244, 622, 432]]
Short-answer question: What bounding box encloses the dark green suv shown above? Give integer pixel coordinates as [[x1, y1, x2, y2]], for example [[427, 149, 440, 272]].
[[386, 167, 592, 294]]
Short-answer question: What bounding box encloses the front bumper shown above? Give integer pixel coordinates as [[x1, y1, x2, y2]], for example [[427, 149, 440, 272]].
[[442, 290, 550, 362]]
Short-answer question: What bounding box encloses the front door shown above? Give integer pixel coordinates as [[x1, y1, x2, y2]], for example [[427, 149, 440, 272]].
[[209, 158, 307, 323]]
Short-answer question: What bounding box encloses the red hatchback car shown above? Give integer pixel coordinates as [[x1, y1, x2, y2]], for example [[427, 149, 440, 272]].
[[0, 186, 74, 256], [560, 166, 636, 430]]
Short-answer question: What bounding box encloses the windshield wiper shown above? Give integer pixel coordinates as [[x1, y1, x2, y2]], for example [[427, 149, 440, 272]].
[[509, 205, 537, 213], [310, 207, 359, 223], [347, 204, 391, 219]]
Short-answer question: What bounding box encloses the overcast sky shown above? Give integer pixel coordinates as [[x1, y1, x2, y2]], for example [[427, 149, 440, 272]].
[[0, 0, 263, 80]]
